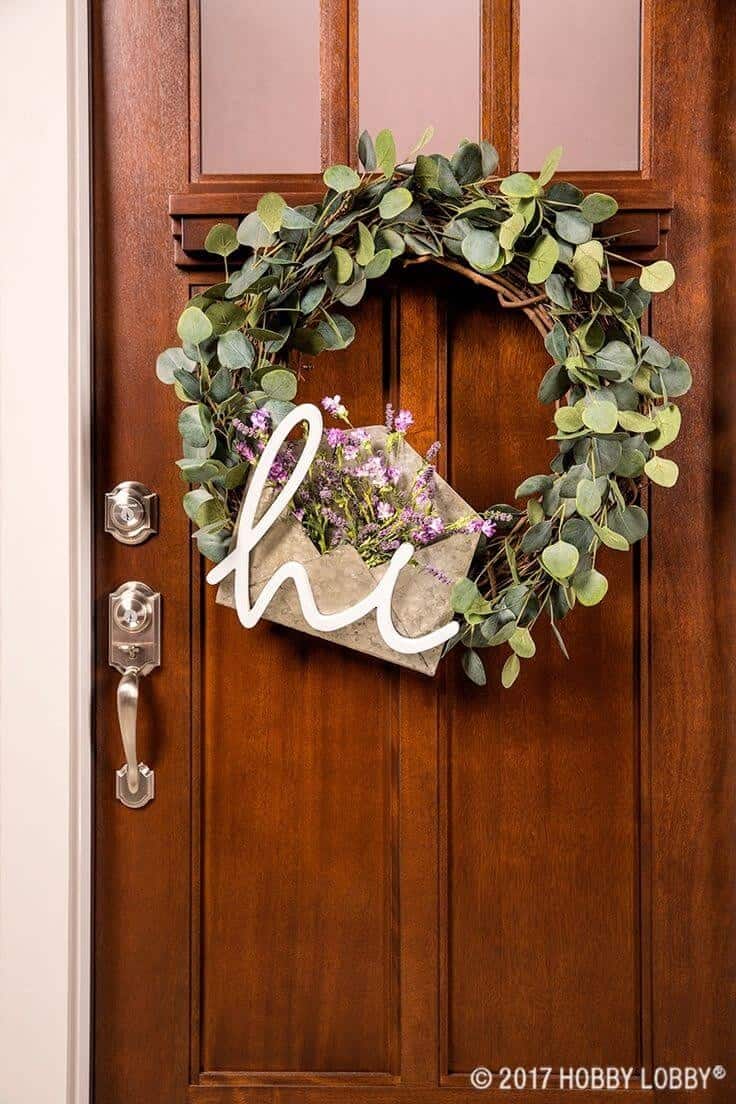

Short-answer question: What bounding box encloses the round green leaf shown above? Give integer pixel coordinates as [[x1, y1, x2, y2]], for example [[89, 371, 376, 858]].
[[236, 211, 275, 250], [501, 652, 521, 689], [499, 212, 525, 251], [510, 627, 536, 658], [652, 356, 692, 398], [646, 403, 681, 448], [571, 251, 601, 292], [378, 187, 413, 219], [256, 192, 286, 233], [639, 260, 675, 293], [608, 505, 649, 544], [261, 368, 297, 401], [573, 568, 609, 606], [591, 520, 630, 550], [462, 648, 487, 686], [618, 409, 656, 432], [575, 479, 602, 517], [204, 222, 238, 258], [364, 248, 393, 279], [177, 306, 213, 346], [332, 245, 354, 284], [554, 405, 584, 433], [555, 209, 593, 244], [515, 474, 554, 497], [579, 193, 619, 223], [178, 403, 213, 448], [644, 455, 679, 487], [527, 234, 560, 284], [582, 400, 618, 434], [542, 539, 580, 579], [461, 229, 500, 273], [595, 341, 636, 381], [355, 222, 375, 266], [537, 145, 563, 186], [156, 347, 196, 384], [500, 172, 537, 197], [323, 164, 361, 193], [217, 330, 255, 371], [375, 129, 397, 178]]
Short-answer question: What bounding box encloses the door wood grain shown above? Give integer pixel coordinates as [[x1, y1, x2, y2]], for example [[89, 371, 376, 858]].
[[92, 2, 736, 1101]]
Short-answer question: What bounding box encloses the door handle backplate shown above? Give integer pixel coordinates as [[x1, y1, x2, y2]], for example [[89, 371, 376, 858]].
[[109, 581, 161, 808]]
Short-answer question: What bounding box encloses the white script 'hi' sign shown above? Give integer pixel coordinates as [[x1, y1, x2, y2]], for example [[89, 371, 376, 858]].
[[206, 403, 459, 655]]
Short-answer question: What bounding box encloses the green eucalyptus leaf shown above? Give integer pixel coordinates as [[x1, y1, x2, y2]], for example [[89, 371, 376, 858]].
[[644, 455, 679, 487], [538, 363, 570, 403], [639, 260, 675, 293], [501, 652, 521, 689], [281, 206, 315, 230], [608, 505, 649, 543], [499, 211, 525, 251], [527, 234, 560, 284], [461, 229, 500, 272], [364, 248, 393, 279], [375, 128, 397, 177], [591, 519, 630, 550], [462, 647, 487, 686], [451, 577, 480, 614], [554, 405, 584, 433], [217, 330, 255, 370], [641, 336, 671, 368], [582, 400, 618, 434], [500, 172, 538, 198], [515, 474, 554, 497], [595, 340, 636, 381], [520, 520, 553, 553], [510, 626, 536, 658], [575, 479, 602, 517], [355, 222, 375, 265], [537, 145, 563, 186], [573, 567, 609, 605], [579, 192, 618, 222], [256, 192, 286, 233], [209, 365, 232, 402], [618, 409, 656, 432], [646, 403, 681, 448], [261, 368, 297, 401], [204, 222, 239, 257], [236, 211, 275, 250], [183, 488, 212, 521], [178, 403, 213, 448], [542, 539, 579, 579], [177, 306, 213, 346], [323, 164, 361, 193], [555, 209, 593, 244], [379, 187, 414, 219], [651, 356, 692, 398], [545, 272, 573, 308], [332, 245, 354, 284], [544, 321, 569, 362], [358, 129, 377, 171], [301, 282, 327, 314], [156, 347, 196, 384]]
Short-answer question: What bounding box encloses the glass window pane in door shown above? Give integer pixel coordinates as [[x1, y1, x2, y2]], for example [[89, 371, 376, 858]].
[[518, 0, 641, 172], [200, 0, 321, 174], [359, 0, 480, 160]]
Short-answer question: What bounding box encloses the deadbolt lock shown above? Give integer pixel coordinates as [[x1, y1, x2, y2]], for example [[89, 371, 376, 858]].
[[105, 481, 158, 544]]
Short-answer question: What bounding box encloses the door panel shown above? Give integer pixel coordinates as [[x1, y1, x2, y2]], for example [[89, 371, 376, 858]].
[[92, 1, 735, 1102]]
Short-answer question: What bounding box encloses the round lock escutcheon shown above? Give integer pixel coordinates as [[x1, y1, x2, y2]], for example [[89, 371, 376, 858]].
[[105, 481, 158, 545]]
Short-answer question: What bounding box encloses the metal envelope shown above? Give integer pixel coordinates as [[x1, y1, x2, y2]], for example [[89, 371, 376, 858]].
[[216, 427, 480, 675]]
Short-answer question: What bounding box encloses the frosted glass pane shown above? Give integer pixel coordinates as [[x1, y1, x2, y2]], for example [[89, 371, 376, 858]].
[[359, 0, 480, 160], [519, 0, 641, 171], [200, 0, 321, 174]]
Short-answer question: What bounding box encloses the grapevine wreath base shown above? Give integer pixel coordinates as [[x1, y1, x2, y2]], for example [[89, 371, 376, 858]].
[[157, 129, 688, 688]]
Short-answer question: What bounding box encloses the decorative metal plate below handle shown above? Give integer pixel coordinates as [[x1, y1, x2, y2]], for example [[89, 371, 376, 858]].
[[109, 582, 161, 809]]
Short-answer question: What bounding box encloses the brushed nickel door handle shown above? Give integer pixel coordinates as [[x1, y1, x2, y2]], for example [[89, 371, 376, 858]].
[[116, 668, 144, 796], [109, 581, 161, 809]]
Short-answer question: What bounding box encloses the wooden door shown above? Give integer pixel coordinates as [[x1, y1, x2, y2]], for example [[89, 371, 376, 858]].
[[92, 2, 735, 1102]]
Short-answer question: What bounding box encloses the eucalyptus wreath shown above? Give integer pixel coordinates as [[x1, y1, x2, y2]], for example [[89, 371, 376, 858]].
[[157, 127, 689, 688]]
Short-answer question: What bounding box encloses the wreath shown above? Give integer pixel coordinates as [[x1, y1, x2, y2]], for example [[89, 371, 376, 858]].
[[157, 128, 689, 688]]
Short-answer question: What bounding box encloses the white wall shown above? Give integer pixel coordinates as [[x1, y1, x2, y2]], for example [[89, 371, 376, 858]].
[[0, 2, 89, 1102]]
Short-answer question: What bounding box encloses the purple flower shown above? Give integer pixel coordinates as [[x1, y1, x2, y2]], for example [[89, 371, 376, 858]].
[[322, 394, 348, 420], [326, 427, 347, 448], [481, 519, 497, 538], [425, 441, 441, 463], [385, 465, 400, 485], [376, 501, 394, 521], [423, 563, 451, 585], [385, 403, 395, 430], [394, 409, 414, 433], [235, 441, 256, 462], [250, 408, 271, 431]]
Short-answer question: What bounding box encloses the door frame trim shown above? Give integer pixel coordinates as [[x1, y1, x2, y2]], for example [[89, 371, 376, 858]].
[[0, 0, 91, 1101]]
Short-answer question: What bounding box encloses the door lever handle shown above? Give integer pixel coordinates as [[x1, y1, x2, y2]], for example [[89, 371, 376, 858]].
[[116, 668, 147, 797], [109, 581, 161, 809]]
